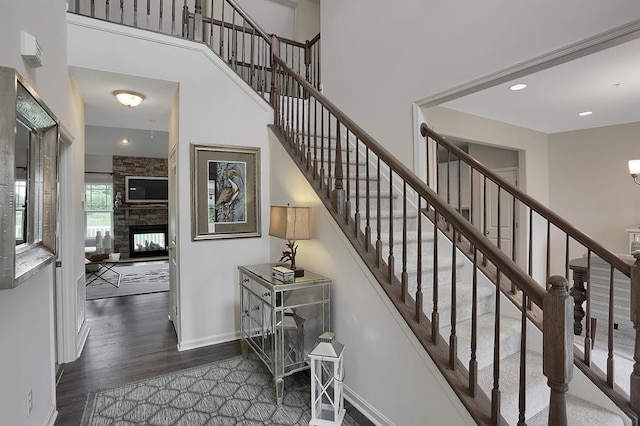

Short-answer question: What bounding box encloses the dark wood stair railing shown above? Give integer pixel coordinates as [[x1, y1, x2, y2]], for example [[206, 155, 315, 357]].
[[421, 124, 640, 423], [268, 52, 585, 424]]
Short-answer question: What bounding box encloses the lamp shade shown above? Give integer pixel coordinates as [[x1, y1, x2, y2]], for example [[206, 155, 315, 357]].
[[269, 206, 311, 241], [629, 160, 640, 177]]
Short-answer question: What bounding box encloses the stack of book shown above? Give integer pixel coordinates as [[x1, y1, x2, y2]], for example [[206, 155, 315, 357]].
[[272, 265, 295, 283]]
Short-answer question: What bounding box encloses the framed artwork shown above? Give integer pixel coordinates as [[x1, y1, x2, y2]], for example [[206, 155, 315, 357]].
[[191, 144, 261, 240]]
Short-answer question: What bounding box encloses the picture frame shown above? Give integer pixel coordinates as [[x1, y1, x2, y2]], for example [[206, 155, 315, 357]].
[[191, 144, 261, 240]]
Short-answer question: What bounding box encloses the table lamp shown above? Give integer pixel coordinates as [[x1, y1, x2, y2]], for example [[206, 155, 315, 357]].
[[269, 205, 311, 277]]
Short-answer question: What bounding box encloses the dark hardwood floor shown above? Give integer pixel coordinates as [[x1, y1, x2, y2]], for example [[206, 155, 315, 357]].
[[55, 292, 373, 425]]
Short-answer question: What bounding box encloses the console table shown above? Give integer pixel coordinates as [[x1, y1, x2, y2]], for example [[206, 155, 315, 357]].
[[238, 264, 331, 405]]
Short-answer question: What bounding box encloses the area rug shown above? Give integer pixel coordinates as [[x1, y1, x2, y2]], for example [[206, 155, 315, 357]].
[[80, 354, 359, 425], [86, 266, 169, 300]]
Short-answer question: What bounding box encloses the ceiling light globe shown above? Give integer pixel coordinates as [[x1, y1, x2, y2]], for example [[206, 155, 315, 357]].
[[578, 111, 593, 117], [629, 160, 640, 178], [113, 90, 145, 108], [509, 84, 527, 91]]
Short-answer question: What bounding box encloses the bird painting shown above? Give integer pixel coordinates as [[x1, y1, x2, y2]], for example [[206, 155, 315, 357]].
[[214, 168, 244, 222]]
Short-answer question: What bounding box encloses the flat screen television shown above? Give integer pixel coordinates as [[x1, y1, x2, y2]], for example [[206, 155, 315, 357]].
[[125, 176, 169, 203]]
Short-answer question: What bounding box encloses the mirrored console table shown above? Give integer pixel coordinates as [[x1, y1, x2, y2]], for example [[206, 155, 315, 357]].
[[238, 263, 331, 404]]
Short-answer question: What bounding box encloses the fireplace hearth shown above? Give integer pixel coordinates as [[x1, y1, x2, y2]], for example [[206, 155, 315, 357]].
[[129, 224, 168, 258]]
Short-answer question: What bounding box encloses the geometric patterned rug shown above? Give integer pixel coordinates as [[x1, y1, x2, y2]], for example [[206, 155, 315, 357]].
[[80, 354, 358, 425]]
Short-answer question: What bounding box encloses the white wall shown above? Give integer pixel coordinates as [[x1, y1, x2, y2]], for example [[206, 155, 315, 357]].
[[0, 1, 85, 424], [67, 15, 273, 350], [269, 130, 475, 425], [235, 0, 295, 40], [320, 1, 640, 170], [549, 122, 640, 256], [292, 0, 320, 42]]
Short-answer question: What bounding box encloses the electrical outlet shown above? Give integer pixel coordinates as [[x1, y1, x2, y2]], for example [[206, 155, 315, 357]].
[[26, 388, 33, 416]]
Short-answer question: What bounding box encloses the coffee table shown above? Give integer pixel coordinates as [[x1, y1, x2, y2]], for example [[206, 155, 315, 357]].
[[86, 254, 121, 287]]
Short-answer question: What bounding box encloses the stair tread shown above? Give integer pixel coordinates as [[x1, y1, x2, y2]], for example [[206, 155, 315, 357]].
[[527, 393, 623, 426], [442, 313, 521, 371]]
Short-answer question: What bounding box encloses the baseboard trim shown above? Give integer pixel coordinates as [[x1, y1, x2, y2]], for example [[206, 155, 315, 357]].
[[177, 330, 240, 352], [44, 405, 58, 426], [76, 323, 90, 358], [344, 384, 393, 426]]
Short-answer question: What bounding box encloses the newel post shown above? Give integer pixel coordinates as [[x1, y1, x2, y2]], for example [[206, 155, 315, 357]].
[[331, 122, 345, 217], [630, 251, 640, 416], [304, 39, 311, 83], [181, 0, 189, 38], [543, 275, 573, 426]]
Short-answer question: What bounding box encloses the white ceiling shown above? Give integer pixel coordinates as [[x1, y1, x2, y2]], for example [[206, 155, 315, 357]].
[[442, 37, 640, 134]]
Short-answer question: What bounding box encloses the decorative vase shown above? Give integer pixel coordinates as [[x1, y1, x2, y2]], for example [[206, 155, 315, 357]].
[[114, 192, 123, 209], [103, 231, 112, 254], [95, 231, 103, 253]]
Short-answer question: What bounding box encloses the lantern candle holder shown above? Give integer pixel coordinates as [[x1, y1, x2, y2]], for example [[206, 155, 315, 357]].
[[309, 332, 345, 425]]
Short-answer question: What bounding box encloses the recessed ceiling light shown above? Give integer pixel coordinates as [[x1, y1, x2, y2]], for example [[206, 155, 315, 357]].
[[509, 84, 527, 91], [578, 111, 593, 117], [121, 138, 129, 144], [113, 90, 145, 108]]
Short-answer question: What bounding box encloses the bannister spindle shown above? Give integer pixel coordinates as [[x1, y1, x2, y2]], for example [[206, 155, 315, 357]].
[[219, 0, 225, 59], [482, 176, 487, 266], [249, 33, 255, 86], [492, 270, 502, 423], [344, 128, 350, 221], [327, 114, 333, 198], [105, 0, 110, 21], [159, 0, 163, 32], [331, 119, 345, 217], [375, 156, 382, 267], [354, 137, 360, 235], [306, 93, 311, 170], [242, 23, 246, 79], [171, 0, 176, 34], [546, 221, 551, 288], [469, 247, 478, 396], [496, 186, 501, 250], [630, 251, 640, 416], [120, 0, 124, 24], [607, 265, 615, 387], [387, 166, 394, 280], [543, 275, 573, 426], [231, 9, 237, 66], [134, 0, 138, 27], [585, 250, 592, 364], [401, 181, 408, 302], [432, 210, 439, 345], [416, 197, 423, 323], [146, 0, 150, 28], [304, 39, 311, 83], [182, 0, 188, 38], [296, 80, 301, 154], [91, 0, 95, 17], [449, 229, 458, 370], [365, 148, 371, 250], [518, 294, 528, 425], [75, 0, 80, 14], [320, 104, 325, 188], [313, 99, 318, 178], [270, 36, 279, 121], [527, 208, 533, 310]]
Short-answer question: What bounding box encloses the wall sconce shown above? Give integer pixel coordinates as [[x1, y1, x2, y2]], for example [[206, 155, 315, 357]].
[[269, 205, 311, 277], [629, 160, 640, 185]]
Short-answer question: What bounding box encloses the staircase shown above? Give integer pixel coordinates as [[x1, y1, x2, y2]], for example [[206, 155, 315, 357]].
[[69, 1, 640, 424]]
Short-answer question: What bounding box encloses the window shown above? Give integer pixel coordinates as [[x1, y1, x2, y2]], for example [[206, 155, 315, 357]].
[[15, 180, 26, 244], [85, 183, 113, 244]]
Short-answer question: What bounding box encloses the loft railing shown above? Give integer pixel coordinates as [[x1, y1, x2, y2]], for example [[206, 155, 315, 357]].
[[68, 0, 321, 97], [421, 124, 640, 422], [269, 45, 586, 423]]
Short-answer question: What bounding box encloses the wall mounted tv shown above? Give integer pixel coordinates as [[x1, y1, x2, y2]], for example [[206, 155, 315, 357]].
[[125, 176, 169, 203]]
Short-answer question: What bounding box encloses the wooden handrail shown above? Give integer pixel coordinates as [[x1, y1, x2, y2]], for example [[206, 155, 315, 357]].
[[420, 123, 631, 278], [224, 0, 271, 42], [308, 32, 321, 45], [272, 56, 546, 308]]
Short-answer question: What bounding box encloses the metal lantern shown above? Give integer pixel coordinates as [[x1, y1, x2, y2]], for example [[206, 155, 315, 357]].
[[309, 332, 345, 426]]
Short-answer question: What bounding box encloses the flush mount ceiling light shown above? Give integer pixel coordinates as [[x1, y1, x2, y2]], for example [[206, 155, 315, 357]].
[[578, 111, 593, 117], [509, 83, 527, 91], [113, 90, 145, 108], [121, 138, 129, 144]]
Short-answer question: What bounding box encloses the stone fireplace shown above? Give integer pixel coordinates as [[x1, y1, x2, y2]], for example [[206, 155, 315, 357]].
[[129, 224, 168, 258], [113, 156, 168, 259]]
